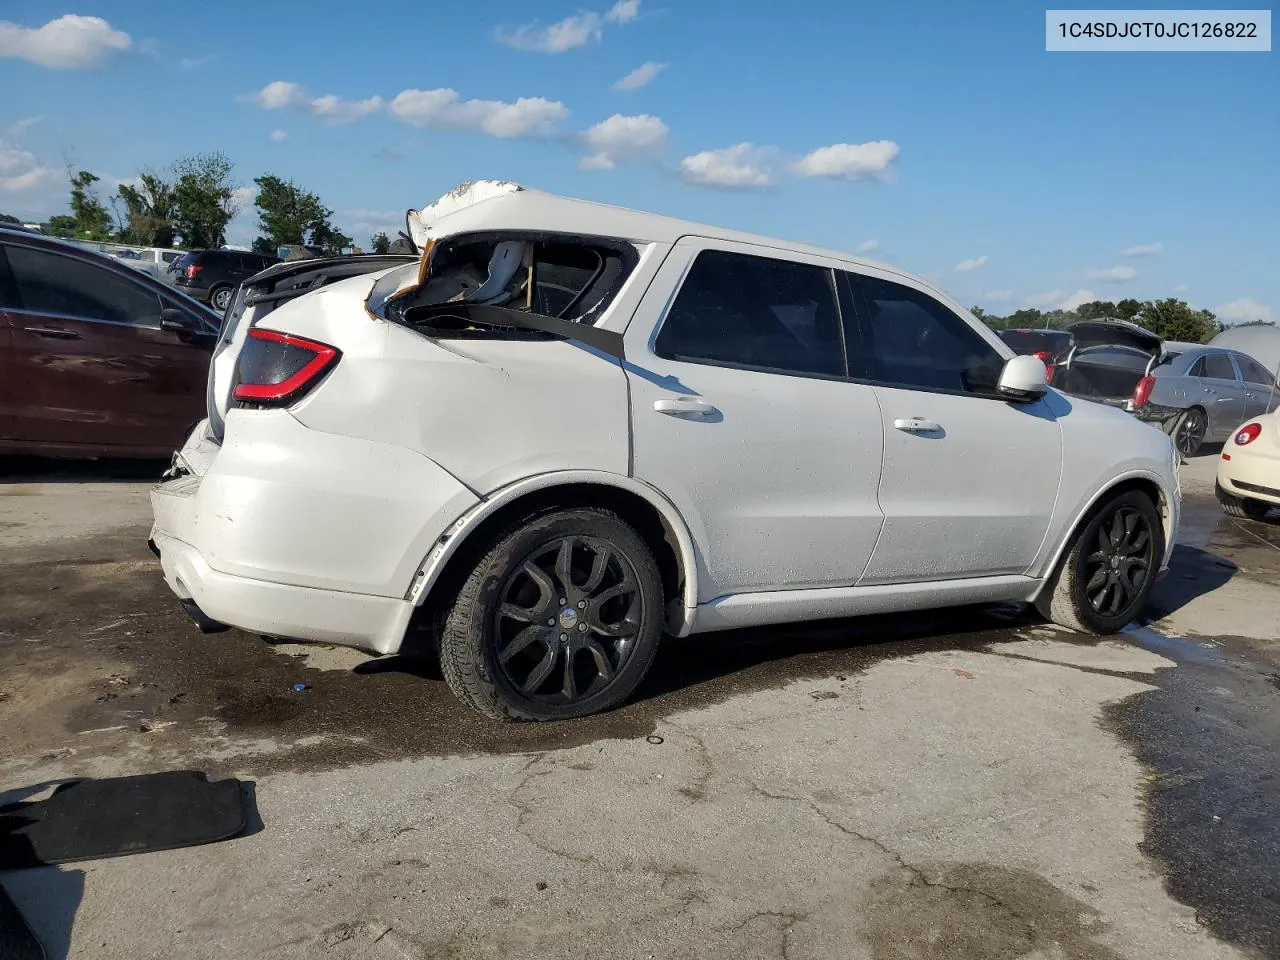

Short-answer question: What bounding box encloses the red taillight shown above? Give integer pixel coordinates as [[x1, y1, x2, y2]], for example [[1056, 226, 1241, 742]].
[[1132, 375, 1155, 408], [232, 329, 340, 405], [1234, 422, 1262, 445], [1043, 362, 1055, 384], [1033, 350, 1053, 362], [185, 264, 203, 279]]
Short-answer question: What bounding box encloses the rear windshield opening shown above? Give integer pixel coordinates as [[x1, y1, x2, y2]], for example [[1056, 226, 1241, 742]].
[[382, 233, 638, 335]]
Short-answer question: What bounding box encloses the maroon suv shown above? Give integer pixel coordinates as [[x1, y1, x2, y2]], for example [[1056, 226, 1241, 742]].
[[0, 229, 220, 458]]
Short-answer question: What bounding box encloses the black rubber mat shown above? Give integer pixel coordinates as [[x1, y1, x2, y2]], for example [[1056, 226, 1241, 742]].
[[0, 884, 45, 960], [0, 772, 245, 868]]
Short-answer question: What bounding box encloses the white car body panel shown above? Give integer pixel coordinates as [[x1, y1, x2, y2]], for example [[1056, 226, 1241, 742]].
[[148, 182, 1182, 658]]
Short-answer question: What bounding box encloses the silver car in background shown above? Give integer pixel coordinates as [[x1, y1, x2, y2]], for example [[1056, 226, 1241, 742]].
[[1050, 320, 1280, 456]]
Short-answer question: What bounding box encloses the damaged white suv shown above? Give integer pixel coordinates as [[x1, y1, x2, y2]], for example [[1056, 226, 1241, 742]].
[[151, 180, 1181, 721]]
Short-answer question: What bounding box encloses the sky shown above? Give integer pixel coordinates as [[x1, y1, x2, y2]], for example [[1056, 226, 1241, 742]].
[[0, 1, 1275, 322]]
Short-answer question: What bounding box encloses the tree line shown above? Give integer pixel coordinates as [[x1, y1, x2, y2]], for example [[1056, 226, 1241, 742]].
[[970, 297, 1249, 345], [8, 154, 396, 256]]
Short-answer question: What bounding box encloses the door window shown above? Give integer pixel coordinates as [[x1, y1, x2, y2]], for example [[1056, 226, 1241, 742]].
[[653, 249, 846, 378], [1236, 355, 1276, 386], [4, 245, 162, 326], [850, 273, 1004, 394], [1202, 352, 1237, 380]]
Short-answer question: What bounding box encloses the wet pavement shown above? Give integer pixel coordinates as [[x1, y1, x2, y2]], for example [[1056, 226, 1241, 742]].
[[1, 454, 1279, 959]]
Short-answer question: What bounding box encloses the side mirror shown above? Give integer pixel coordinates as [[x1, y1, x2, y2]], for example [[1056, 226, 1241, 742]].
[[160, 307, 194, 334], [998, 354, 1049, 402]]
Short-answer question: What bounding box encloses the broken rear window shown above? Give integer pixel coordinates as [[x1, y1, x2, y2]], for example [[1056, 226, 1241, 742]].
[[373, 233, 638, 337]]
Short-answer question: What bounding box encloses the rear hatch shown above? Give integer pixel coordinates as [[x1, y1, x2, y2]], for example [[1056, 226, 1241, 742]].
[[205, 255, 418, 441], [1049, 320, 1164, 406]]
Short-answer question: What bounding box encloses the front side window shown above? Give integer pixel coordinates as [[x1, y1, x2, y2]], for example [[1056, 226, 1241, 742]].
[[851, 273, 1004, 394], [653, 249, 845, 378], [4, 245, 162, 326], [1203, 353, 1237, 380]]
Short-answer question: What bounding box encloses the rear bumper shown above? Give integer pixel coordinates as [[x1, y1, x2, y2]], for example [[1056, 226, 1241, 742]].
[[149, 409, 479, 654], [173, 280, 213, 300], [151, 530, 415, 652], [1219, 447, 1280, 506]]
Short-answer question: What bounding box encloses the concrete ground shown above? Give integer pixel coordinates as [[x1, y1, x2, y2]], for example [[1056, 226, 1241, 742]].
[[1, 451, 1278, 959]]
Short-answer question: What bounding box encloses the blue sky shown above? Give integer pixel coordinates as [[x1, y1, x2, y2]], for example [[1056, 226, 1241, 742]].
[[0, 1, 1275, 322]]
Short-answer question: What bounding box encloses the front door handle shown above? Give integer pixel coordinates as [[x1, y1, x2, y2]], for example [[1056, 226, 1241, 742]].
[[654, 397, 716, 417], [894, 417, 941, 433], [24, 326, 81, 340]]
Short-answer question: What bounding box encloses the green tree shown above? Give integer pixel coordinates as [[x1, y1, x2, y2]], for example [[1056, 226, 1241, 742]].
[[46, 170, 115, 241], [1134, 299, 1221, 343], [1114, 298, 1142, 321], [1005, 308, 1045, 329], [1075, 300, 1117, 321], [370, 231, 391, 254], [117, 171, 178, 247], [253, 174, 350, 254], [173, 152, 238, 248]]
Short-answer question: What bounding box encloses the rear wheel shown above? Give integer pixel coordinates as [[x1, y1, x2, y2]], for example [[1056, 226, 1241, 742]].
[[1169, 407, 1207, 457], [1043, 490, 1163, 634], [438, 507, 664, 721], [1216, 483, 1272, 520], [209, 285, 233, 312]]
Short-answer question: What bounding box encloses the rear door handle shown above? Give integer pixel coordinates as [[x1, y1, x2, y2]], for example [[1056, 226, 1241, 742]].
[[893, 417, 941, 433], [24, 326, 81, 340], [654, 397, 716, 417]]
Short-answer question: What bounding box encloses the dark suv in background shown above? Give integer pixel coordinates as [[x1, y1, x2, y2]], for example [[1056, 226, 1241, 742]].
[[169, 250, 280, 312]]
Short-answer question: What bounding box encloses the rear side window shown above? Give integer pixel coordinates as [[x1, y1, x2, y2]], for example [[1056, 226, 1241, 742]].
[[162, 251, 181, 263], [1236, 355, 1275, 386], [654, 250, 845, 378], [850, 273, 1004, 395], [1203, 353, 1237, 380], [4, 245, 162, 326]]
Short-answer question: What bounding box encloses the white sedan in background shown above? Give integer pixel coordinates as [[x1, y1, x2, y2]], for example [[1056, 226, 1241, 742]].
[[150, 181, 1181, 721]]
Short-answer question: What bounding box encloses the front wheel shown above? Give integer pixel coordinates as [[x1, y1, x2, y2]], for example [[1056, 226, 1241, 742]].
[[438, 507, 664, 721], [1043, 490, 1163, 634]]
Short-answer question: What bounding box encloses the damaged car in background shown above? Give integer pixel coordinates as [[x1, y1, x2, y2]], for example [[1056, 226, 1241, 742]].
[[1049, 319, 1280, 457], [150, 180, 1180, 721]]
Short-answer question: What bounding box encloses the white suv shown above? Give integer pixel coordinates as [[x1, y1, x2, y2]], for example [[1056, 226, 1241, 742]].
[[150, 180, 1181, 721]]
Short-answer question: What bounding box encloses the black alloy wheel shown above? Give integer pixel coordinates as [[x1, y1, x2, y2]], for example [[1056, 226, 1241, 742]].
[[1079, 503, 1155, 618]]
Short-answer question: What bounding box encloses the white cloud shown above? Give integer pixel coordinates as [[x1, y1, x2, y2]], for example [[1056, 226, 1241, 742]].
[[253, 80, 306, 109], [1059, 289, 1095, 311], [6, 117, 43, 137], [613, 61, 665, 91], [389, 88, 568, 138], [680, 143, 775, 189], [791, 140, 900, 181], [983, 289, 1016, 303], [1173, 283, 1190, 293], [496, 0, 641, 53], [0, 14, 132, 69], [270, 129, 288, 143], [250, 82, 382, 123], [579, 113, 668, 170], [854, 239, 880, 254], [0, 141, 55, 192], [953, 255, 987, 273], [231, 185, 255, 212], [1121, 242, 1163, 257], [1086, 265, 1138, 282], [309, 93, 383, 123], [1214, 297, 1275, 324], [1027, 288, 1095, 311]]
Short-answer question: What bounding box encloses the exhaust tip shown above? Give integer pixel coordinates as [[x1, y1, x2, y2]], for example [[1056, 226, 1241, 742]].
[[180, 598, 231, 634]]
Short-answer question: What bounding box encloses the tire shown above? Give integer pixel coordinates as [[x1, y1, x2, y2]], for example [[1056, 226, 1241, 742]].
[[438, 507, 664, 721], [1216, 483, 1272, 520], [1168, 407, 1207, 458], [1043, 489, 1164, 635], [209, 285, 233, 312]]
